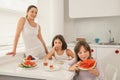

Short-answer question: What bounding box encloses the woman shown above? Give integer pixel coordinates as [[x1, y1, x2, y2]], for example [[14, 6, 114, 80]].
[[7, 5, 48, 59]]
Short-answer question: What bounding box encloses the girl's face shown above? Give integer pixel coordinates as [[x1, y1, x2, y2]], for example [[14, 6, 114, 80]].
[[54, 39, 62, 50], [78, 46, 90, 61], [27, 7, 38, 20]]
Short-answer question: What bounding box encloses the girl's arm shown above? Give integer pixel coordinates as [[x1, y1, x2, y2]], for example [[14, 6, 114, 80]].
[[66, 49, 75, 59], [44, 46, 56, 60], [7, 17, 25, 56], [37, 25, 48, 54]]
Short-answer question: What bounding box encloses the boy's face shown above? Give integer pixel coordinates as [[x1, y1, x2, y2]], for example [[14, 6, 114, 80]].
[[78, 46, 90, 61], [54, 39, 62, 50]]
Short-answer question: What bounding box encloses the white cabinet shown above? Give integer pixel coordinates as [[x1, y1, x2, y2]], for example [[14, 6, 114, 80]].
[[90, 46, 97, 59], [69, 0, 120, 18], [97, 47, 120, 80]]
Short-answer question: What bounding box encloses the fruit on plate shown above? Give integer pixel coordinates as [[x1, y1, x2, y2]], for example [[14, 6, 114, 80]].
[[79, 59, 96, 70], [25, 55, 35, 60], [49, 64, 54, 69], [19, 60, 37, 68]]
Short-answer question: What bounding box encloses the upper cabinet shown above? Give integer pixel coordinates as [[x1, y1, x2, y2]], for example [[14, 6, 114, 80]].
[[69, 0, 120, 18]]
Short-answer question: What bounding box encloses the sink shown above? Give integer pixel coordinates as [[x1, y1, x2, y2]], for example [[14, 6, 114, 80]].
[[98, 42, 120, 45]]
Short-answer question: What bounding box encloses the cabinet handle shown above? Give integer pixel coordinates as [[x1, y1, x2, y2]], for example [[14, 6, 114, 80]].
[[115, 50, 119, 54], [91, 49, 94, 52]]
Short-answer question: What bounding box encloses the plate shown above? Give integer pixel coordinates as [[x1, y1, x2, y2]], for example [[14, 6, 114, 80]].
[[44, 65, 60, 71], [55, 60, 68, 64]]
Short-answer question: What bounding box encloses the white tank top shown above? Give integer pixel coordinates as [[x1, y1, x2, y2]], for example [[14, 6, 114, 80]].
[[54, 50, 69, 60], [22, 19, 45, 58]]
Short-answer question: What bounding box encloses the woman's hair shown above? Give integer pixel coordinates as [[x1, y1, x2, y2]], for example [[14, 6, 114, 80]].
[[52, 34, 67, 50], [74, 41, 91, 61], [26, 5, 38, 17]]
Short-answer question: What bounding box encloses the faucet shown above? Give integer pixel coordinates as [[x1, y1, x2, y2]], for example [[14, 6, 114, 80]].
[[109, 30, 114, 43]]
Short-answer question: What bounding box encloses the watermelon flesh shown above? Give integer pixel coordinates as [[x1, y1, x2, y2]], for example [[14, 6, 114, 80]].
[[79, 59, 96, 70], [20, 60, 36, 68]]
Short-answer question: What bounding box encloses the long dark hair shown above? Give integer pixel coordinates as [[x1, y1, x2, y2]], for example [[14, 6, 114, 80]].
[[74, 41, 91, 61], [52, 34, 67, 50], [26, 5, 38, 18]]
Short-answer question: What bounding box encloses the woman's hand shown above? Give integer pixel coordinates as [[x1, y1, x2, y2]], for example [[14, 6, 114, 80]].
[[6, 51, 16, 56]]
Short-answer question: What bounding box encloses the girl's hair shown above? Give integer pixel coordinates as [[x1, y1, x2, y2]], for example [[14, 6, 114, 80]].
[[74, 41, 91, 61], [26, 5, 38, 17], [52, 34, 67, 50]]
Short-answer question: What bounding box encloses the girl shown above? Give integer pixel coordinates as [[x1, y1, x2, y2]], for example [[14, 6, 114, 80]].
[[69, 41, 104, 80], [7, 5, 48, 59], [45, 34, 75, 60]]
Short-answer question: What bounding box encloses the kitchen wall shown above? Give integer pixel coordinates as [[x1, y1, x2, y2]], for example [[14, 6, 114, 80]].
[[0, 9, 24, 44], [64, 0, 120, 43]]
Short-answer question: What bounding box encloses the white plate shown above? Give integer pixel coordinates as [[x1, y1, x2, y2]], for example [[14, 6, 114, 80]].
[[55, 60, 68, 64], [44, 65, 60, 72]]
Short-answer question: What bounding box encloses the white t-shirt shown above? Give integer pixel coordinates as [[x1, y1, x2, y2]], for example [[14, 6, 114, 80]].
[[54, 50, 69, 60]]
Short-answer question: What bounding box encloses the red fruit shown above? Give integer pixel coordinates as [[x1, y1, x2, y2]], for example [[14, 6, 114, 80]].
[[79, 59, 96, 70], [26, 55, 33, 60]]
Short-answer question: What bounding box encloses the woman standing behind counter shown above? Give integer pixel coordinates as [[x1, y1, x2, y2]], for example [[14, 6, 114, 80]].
[[7, 5, 48, 59]]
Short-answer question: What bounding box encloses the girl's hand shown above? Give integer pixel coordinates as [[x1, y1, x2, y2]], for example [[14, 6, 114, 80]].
[[51, 45, 57, 51], [88, 68, 99, 77], [6, 51, 16, 56], [69, 63, 79, 71]]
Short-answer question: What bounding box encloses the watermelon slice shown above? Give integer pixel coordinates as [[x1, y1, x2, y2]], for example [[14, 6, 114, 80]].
[[19, 60, 37, 68], [78, 59, 96, 70]]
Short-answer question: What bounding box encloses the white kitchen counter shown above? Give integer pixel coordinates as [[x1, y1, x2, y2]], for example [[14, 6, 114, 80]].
[[0, 53, 75, 80], [68, 42, 120, 48]]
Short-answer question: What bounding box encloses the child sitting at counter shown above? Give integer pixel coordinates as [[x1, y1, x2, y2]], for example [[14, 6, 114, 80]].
[[67, 41, 104, 80], [44, 34, 75, 60]]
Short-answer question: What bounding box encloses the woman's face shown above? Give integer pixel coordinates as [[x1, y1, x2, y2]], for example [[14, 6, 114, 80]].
[[27, 7, 38, 20], [54, 39, 62, 50], [78, 46, 90, 61]]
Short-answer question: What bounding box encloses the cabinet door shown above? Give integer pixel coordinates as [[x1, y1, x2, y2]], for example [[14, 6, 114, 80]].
[[97, 47, 120, 80], [69, 0, 120, 18], [90, 47, 97, 59]]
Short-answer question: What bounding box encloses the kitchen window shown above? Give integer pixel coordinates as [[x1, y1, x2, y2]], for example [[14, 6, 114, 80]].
[[0, 0, 38, 56]]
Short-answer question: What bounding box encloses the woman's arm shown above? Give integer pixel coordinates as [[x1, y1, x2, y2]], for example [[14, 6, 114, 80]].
[[7, 17, 25, 56], [37, 25, 48, 54]]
